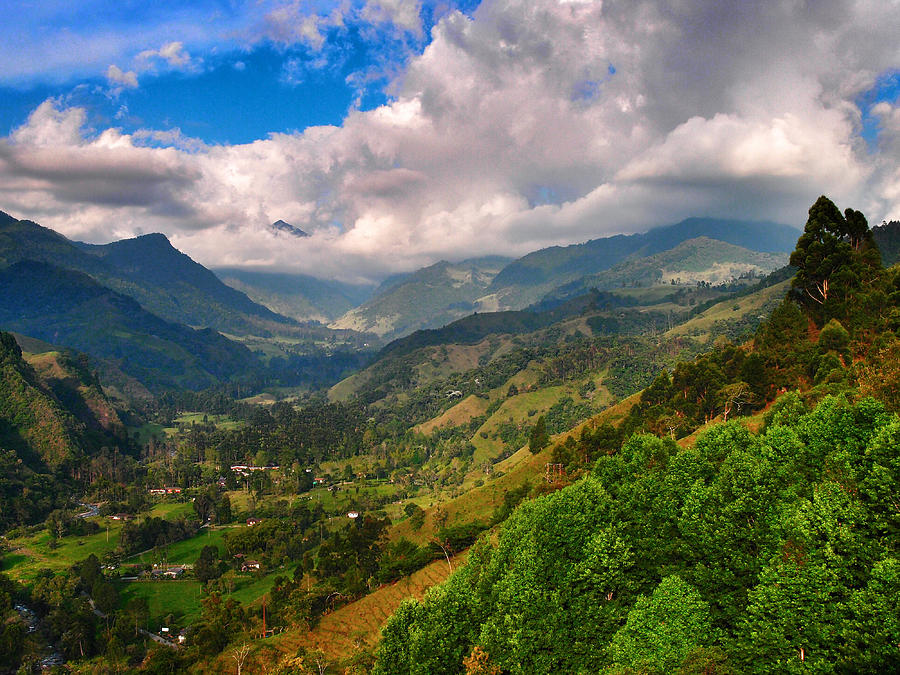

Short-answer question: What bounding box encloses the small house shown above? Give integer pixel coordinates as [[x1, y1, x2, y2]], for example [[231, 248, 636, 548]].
[[241, 560, 261, 572], [246, 517, 262, 526]]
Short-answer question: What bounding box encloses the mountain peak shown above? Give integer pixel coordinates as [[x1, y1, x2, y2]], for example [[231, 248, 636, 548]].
[[271, 220, 309, 238], [132, 232, 173, 246]]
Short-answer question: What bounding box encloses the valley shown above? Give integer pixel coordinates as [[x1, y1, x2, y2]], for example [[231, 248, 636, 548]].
[[1, 199, 899, 674]]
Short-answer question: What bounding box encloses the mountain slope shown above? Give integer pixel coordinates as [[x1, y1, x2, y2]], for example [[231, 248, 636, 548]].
[[215, 268, 374, 322], [484, 217, 799, 310], [331, 256, 511, 339], [79, 233, 294, 334], [0, 211, 295, 335], [0, 260, 258, 392], [0, 332, 82, 468], [542, 236, 788, 303]]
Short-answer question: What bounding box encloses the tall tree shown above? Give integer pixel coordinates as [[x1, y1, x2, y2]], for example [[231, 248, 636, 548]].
[[790, 196, 854, 307], [528, 416, 549, 454]]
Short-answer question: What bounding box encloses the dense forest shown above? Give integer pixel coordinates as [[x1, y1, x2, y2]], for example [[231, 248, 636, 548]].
[[375, 395, 900, 674], [373, 196, 900, 674]]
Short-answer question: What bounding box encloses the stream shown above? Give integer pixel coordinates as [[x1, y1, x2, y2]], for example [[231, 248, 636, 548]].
[[13, 603, 65, 670]]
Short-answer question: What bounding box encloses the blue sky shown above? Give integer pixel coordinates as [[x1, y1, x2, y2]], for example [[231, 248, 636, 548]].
[[0, 1, 897, 281], [0, 0, 480, 143]]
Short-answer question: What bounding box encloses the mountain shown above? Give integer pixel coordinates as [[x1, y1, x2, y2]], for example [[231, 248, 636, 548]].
[[0, 260, 258, 392], [0, 331, 83, 468], [0, 211, 295, 335], [330, 256, 511, 339], [215, 268, 375, 323], [270, 219, 310, 237], [78, 233, 294, 334], [482, 217, 800, 310], [541, 236, 788, 304], [873, 220, 900, 266]]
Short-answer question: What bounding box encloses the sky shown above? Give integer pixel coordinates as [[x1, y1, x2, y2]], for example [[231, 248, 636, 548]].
[[0, 0, 898, 283]]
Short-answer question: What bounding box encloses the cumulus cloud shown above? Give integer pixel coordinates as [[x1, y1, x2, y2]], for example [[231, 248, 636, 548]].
[[137, 41, 195, 70], [2, 0, 900, 282], [256, 2, 348, 49], [361, 0, 424, 37], [106, 65, 139, 90]]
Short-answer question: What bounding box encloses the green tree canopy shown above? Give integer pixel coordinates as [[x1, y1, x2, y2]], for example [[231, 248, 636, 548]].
[[607, 575, 717, 672]]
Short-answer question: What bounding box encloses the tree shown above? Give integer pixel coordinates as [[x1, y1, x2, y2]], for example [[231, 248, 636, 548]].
[[404, 503, 425, 530], [231, 642, 252, 675], [92, 578, 119, 615], [718, 381, 754, 422], [194, 491, 214, 523], [217, 494, 232, 524], [528, 416, 549, 454], [818, 318, 850, 357], [195, 544, 224, 584], [463, 646, 501, 675], [607, 575, 716, 672], [373, 599, 421, 675], [790, 196, 855, 307]]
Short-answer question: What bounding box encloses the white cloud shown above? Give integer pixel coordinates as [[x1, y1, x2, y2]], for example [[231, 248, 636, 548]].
[[106, 64, 139, 90], [361, 0, 423, 37], [137, 41, 195, 70], [257, 2, 348, 49], [3, 0, 900, 281]]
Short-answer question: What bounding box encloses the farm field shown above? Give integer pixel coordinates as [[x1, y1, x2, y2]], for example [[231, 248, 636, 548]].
[[2, 501, 202, 583], [125, 527, 230, 566], [117, 579, 205, 628]]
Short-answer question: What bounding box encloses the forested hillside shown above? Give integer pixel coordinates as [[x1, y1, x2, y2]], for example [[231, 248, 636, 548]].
[[376, 395, 899, 673], [0, 332, 136, 531], [373, 196, 900, 674], [0, 212, 294, 335]]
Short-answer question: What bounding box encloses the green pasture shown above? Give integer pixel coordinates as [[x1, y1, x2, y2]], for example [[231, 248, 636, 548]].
[[3, 500, 201, 583], [117, 579, 204, 628], [125, 527, 229, 566], [4, 523, 124, 582]]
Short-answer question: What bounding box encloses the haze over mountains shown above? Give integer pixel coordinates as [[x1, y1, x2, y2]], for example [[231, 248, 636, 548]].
[[324, 218, 797, 339], [0, 207, 809, 402]]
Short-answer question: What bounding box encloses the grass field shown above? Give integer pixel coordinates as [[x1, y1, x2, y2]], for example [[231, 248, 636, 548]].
[[117, 579, 204, 627], [413, 394, 492, 435], [470, 383, 576, 464], [128, 422, 166, 445], [114, 563, 298, 630], [3, 500, 203, 583], [666, 279, 790, 343], [4, 523, 125, 582], [162, 412, 242, 436], [272, 552, 465, 662], [125, 527, 229, 566], [149, 501, 195, 520]]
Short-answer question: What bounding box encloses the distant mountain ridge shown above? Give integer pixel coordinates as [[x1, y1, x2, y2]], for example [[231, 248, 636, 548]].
[[0, 211, 295, 335], [330, 256, 512, 339], [328, 218, 798, 341], [482, 217, 800, 310], [270, 219, 310, 238], [542, 236, 789, 304], [216, 268, 375, 323]]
